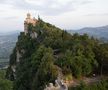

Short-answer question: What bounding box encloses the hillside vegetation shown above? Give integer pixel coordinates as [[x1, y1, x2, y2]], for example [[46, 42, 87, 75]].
[[0, 69, 13, 90], [7, 18, 108, 90], [69, 80, 108, 90]]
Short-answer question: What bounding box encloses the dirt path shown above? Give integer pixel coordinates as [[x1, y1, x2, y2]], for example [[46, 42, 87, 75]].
[[66, 76, 107, 87]]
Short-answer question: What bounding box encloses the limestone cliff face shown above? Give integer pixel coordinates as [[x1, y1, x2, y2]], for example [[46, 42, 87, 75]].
[[6, 14, 39, 80], [7, 31, 38, 80], [30, 32, 38, 39], [7, 47, 24, 80], [16, 49, 22, 63]]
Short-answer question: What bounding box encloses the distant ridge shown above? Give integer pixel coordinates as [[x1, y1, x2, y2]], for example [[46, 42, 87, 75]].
[[0, 30, 20, 36], [68, 25, 108, 42]]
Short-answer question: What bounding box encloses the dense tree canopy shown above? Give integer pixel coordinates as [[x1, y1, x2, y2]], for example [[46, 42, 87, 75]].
[[6, 18, 108, 90]]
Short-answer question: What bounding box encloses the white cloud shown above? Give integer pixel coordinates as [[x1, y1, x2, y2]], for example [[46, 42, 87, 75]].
[[0, 0, 92, 15], [0, 0, 108, 32], [12, 0, 75, 15]]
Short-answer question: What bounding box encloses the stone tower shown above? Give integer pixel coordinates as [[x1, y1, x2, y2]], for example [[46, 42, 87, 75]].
[[24, 13, 38, 35]]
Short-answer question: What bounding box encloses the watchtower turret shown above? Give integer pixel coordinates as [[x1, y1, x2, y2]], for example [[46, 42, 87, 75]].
[[24, 13, 38, 35], [27, 13, 31, 19]]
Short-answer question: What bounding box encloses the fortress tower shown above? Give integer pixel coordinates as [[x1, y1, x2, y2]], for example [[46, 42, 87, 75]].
[[24, 13, 38, 35]]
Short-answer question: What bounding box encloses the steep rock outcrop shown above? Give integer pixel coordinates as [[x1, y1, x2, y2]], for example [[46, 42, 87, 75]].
[[30, 31, 38, 39], [6, 15, 75, 90], [16, 49, 22, 63]]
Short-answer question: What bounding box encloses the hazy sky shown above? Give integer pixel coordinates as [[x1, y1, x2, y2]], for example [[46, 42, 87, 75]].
[[0, 0, 108, 32]]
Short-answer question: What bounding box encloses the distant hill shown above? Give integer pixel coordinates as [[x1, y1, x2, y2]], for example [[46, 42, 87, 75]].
[[68, 25, 108, 42], [0, 31, 19, 68]]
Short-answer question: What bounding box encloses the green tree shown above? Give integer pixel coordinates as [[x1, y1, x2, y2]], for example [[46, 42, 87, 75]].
[[0, 70, 13, 90], [32, 50, 58, 90]]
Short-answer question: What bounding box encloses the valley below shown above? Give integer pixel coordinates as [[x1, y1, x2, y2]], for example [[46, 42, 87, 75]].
[[0, 32, 19, 69]]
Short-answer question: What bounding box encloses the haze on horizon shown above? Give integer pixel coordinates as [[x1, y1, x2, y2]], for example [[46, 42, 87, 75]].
[[0, 0, 108, 32]]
